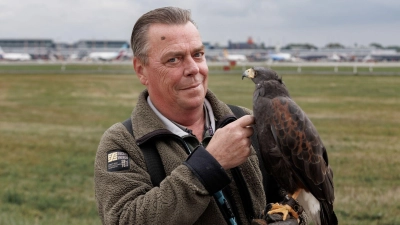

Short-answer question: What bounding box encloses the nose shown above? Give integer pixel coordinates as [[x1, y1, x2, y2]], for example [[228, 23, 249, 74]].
[[184, 56, 200, 76]]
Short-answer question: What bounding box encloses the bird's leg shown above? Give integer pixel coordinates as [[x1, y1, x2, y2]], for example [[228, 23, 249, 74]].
[[267, 203, 298, 220], [291, 189, 301, 200], [267, 189, 303, 221]]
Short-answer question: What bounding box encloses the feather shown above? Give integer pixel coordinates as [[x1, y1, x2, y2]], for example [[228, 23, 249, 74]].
[[243, 67, 338, 225]]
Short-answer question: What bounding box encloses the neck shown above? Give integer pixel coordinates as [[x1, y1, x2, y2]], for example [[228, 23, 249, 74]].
[[172, 108, 205, 141], [151, 99, 205, 141]]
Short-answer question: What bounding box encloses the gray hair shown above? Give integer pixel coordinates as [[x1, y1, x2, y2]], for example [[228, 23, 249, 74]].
[[131, 7, 196, 65]]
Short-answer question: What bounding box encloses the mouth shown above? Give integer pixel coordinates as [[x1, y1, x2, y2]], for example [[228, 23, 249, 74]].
[[181, 83, 201, 90], [242, 68, 255, 80]]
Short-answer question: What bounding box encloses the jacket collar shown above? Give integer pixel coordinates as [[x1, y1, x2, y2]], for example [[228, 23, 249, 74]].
[[132, 89, 237, 145]]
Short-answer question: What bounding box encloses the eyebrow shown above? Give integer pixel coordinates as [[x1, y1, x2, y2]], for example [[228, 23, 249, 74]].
[[162, 45, 205, 60], [193, 45, 205, 53]]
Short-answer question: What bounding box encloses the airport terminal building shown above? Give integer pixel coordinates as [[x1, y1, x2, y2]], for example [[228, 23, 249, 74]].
[[1, 38, 399, 62], [0, 39, 55, 59], [0, 39, 130, 60]]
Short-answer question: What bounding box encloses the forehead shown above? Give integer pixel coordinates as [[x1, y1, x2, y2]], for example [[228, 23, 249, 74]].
[[147, 22, 202, 54]]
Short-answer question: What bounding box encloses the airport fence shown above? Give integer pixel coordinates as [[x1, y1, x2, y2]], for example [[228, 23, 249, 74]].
[[0, 61, 400, 75]]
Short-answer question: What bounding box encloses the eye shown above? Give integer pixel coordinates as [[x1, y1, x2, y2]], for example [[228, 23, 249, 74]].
[[168, 58, 177, 63], [193, 52, 204, 58], [167, 57, 183, 64]]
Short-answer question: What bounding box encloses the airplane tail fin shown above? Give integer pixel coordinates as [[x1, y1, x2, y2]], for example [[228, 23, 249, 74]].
[[116, 44, 129, 60], [223, 49, 229, 58]]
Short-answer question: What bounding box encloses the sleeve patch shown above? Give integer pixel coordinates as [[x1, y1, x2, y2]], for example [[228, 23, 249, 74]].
[[107, 150, 130, 172]]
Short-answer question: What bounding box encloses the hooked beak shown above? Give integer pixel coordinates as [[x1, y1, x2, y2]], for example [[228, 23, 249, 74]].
[[242, 68, 255, 80]]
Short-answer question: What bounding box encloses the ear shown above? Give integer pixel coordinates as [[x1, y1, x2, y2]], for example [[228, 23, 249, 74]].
[[133, 57, 148, 85]]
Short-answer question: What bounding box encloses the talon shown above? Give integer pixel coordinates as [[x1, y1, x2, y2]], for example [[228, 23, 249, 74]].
[[267, 203, 299, 221]]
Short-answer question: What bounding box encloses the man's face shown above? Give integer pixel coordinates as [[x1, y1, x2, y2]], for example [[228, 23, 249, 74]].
[[135, 22, 208, 113]]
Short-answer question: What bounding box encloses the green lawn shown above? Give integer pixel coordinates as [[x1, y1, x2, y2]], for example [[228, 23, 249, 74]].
[[1, 62, 400, 75], [0, 67, 399, 224]]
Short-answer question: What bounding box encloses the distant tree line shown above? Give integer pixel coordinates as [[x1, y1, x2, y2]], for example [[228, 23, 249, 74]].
[[280, 42, 400, 52], [370, 42, 400, 52], [210, 40, 400, 52]]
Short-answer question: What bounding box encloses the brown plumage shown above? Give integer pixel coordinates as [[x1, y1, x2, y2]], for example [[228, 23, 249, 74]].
[[243, 67, 337, 225]]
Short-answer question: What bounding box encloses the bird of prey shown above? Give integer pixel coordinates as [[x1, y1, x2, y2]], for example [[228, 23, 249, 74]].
[[242, 67, 338, 225]]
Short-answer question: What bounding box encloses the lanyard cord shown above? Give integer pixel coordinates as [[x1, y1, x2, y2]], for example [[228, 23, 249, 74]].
[[214, 190, 238, 225], [170, 105, 238, 225]]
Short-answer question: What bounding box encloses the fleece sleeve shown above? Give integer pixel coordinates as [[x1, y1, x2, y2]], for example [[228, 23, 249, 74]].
[[94, 123, 228, 225], [184, 145, 231, 194]]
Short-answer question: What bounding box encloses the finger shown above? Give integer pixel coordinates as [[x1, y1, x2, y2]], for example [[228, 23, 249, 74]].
[[244, 125, 254, 138], [236, 115, 255, 127]]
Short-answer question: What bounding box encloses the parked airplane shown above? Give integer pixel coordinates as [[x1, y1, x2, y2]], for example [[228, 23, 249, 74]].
[[363, 50, 400, 62], [298, 53, 343, 62], [221, 49, 248, 62], [268, 52, 293, 61], [267, 43, 297, 62], [0, 46, 32, 61], [88, 44, 129, 61]]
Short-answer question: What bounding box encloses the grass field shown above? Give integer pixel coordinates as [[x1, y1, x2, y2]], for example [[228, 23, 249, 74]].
[[1, 64, 399, 224], [1, 62, 400, 75]]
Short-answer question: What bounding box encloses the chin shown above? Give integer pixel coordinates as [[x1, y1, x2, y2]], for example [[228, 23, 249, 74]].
[[178, 86, 206, 106], [181, 96, 204, 110]]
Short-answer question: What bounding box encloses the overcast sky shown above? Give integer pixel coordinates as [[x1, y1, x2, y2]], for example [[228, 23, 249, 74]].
[[1, 0, 399, 48]]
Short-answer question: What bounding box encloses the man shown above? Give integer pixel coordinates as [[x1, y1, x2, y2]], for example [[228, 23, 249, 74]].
[[94, 7, 266, 224]]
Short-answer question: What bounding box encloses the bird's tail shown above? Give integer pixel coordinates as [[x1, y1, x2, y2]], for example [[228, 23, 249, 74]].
[[320, 202, 338, 225]]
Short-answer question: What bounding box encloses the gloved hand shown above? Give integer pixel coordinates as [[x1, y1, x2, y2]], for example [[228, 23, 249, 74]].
[[252, 195, 306, 225], [252, 212, 299, 225], [251, 205, 299, 225]]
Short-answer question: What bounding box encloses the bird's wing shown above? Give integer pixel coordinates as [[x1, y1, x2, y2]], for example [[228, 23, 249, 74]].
[[269, 96, 334, 204]]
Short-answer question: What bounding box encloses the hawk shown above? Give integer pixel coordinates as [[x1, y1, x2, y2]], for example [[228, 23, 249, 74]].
[[242, 67, 338, 225]]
